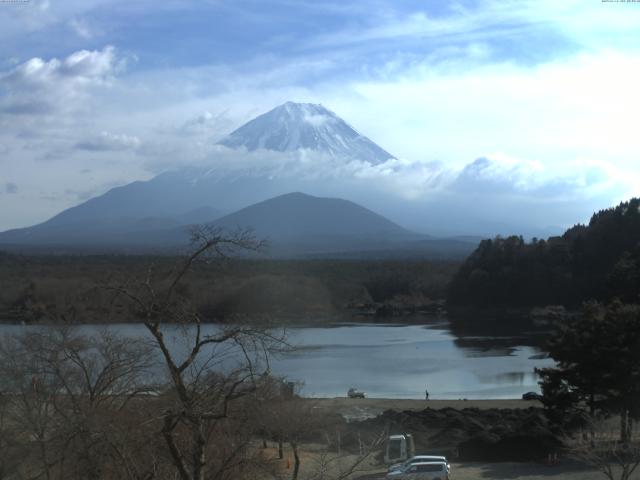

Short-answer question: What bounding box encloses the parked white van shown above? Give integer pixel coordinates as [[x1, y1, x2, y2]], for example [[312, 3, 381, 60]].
[[384, 434, 415, 464]]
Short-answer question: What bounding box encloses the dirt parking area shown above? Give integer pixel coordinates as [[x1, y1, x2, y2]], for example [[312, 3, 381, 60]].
[[299, 398, 639, 480], [353, 461, 638, 480], [447, 461, 637, 480]]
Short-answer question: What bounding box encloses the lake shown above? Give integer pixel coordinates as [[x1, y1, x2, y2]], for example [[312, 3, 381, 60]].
[[0, 320, 554, 399]]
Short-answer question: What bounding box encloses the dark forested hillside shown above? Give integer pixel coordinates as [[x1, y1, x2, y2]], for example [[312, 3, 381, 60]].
[[448, 198, 640, 307]]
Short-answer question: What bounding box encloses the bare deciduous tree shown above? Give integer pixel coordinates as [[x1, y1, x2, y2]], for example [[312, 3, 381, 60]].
[[0, 327, 157, 480], [300, 429, 385, 480], [0, 389, 21, 480], [1, 227, 291, 480], [108, 226, 287, 480], [569, 419, 640, 480]]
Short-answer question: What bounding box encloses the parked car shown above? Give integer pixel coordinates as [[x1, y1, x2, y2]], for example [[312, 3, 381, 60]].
[[347, 387, 365, 398], [388, 455, 449, 473], [386, 461, 449, 480], [522, 391, 543, 401]]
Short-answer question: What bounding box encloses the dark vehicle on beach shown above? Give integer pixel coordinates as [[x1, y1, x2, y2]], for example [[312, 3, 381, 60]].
[[522, 391, 543, 401]]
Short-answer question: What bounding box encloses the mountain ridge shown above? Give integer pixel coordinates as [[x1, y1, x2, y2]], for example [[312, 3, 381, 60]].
[[0, 191, 478, 259]]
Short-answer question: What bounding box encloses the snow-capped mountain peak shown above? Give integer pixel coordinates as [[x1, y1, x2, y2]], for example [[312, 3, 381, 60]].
[[218, 102, 395, 165]]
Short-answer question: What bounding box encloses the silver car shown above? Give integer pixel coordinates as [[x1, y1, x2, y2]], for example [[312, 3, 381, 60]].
[[385, 461, 449, 480], [388, 455, 449, 473]]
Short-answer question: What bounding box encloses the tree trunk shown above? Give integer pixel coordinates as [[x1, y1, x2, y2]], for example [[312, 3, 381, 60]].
[[162, 416, 191, 480], [192, 421, 207, 480], [37, 435, 52, 480], [622, 464, 630, 480], [278, 438, 283, 459], [621, 408, 630, 445], [589, 393, 596, 445], [291, 441, 300, 480]]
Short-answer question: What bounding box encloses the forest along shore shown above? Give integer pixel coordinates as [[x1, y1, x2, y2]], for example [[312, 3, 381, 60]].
[[0, 253, 459, 324]]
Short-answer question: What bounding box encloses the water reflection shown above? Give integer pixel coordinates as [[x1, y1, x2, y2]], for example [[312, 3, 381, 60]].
[[446, 308, 548, 353], [493, 371, 539, 384], [270, 320, 553, 399], [0, 318, 554, 400]]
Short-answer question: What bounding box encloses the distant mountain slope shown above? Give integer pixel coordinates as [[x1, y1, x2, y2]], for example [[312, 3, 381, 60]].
[[0, 191, 478, 259], [213, 192, 411, 240], [207, 193, 475, 258], [0, 199, 222, 247], [32, 171, 225, 228], [218, 102, 394, 164]]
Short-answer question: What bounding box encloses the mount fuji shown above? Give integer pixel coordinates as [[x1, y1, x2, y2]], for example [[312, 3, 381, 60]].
[[218, 102, 394, 164]]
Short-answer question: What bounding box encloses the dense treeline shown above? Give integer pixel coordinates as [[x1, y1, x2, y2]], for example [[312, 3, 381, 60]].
[[448, 198, 640, 307], [537, 301, 640, 442], [0, 253, 458, 323]]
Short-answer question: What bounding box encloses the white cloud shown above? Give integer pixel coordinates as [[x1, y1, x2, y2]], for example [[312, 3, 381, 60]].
[[145, 140, 619, 213], [178, 110, 233, 136], [450, 155, 625, 201], [328, 50, 640, 179], [0, 45, 127, 115], [75, 131, 141, 151], [304, 0, 640, 57], [69, 18, 93, 39]]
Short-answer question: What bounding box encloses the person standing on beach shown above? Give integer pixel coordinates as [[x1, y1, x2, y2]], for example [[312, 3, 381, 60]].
[[425, 388, 429, 400]]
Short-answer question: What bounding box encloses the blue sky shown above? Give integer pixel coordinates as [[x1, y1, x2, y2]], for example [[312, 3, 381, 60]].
[[1, 0, 639, 232]]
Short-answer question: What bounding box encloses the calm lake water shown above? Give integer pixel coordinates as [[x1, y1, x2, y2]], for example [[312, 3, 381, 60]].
[[0, 320, 554, 399]]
